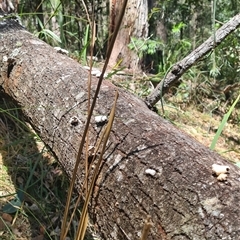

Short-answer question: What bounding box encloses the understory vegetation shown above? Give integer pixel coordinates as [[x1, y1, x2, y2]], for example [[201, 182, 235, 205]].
[[0, 0, 240, 239]]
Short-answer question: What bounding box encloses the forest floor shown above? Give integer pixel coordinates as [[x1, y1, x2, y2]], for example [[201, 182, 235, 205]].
[[0, 72, 239, 239]]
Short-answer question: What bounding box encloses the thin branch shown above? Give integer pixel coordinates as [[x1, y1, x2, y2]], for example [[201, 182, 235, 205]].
[[145, 13, 240, 108]]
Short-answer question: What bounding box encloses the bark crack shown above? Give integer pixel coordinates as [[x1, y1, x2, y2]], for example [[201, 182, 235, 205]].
[[7, 58, 15, 78]]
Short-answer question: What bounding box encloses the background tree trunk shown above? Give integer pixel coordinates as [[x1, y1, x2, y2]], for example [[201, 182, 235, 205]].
[[1, 22, 240, 240], [108, 0, 149, 70]]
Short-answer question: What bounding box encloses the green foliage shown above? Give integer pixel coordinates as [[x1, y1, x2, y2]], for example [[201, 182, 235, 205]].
[[212, 31, 240, 82], [0, 100, 72, 239], [73, 24, 90, 64], [2, 189, 24, 213], [160, 27, 191, 72], [209, 53, 220, 78], [128, 21, 192, 75], [20, 0, 88, 51], [171, 22, 186, 34], [148, 7, 161, 21], [210, 93, 240, 150], [34, 18, 62, 44], [128, 37, 163, 59]]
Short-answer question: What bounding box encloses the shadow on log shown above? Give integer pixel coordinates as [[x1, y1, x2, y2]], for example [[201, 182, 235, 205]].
[[1, 21, 240, 239]]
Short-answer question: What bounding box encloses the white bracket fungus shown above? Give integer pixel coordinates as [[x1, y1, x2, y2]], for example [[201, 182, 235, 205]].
[[95, 115, 108, 124], [216, 173, 228, 181], [212, 164, 230, 181], [54, 47, 69, 55], [145, 169, 156, 177]]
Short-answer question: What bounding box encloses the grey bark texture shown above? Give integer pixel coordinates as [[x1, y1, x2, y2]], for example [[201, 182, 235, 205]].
[[145, 13, 240, 108], [1, 22, 240, 240]]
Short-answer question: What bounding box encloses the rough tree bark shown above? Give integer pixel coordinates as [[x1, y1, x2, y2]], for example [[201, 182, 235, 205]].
[[1, 21, 240, 240]]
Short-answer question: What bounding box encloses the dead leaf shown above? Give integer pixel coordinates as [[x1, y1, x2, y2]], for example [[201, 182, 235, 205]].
[[39, 225, 46, 235], [2, 213, 12, 223]]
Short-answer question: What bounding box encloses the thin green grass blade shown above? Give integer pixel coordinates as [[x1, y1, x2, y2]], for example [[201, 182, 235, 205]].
[[210, 92, 240, 150], [82, 24, 89, 65]]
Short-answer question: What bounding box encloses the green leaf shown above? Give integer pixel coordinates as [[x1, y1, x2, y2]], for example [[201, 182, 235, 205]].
[[2, 189, 24, 214], [210, 93, 240, 150], [42, 29, 62, 43], [172, 22, 186, 33]]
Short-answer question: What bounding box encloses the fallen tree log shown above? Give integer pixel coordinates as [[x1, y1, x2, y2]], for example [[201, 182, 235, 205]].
[[1, 20, 240, 240]]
